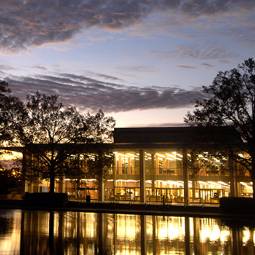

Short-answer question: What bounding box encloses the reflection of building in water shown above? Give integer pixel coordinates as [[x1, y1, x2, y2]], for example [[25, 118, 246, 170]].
[[3, 211, 255, 255], [5, 127, 254, 205], [0, 210, 21, 255]]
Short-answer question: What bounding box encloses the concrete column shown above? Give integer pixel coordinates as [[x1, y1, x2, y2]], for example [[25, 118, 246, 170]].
[[57, 212, 64, 255], [98, 178, 104, 202], [98, 174, 104, 202], [140, 215, 146, 255], [113, 156, 116, 202], [232, 227, 241, 255], [98, 152, 104, 202], [152, 216, 157, 255], [183, 148, 189, 205], [229, 150, 237, 197], [140, 150, 146, 203], [76, 212, 80, 255], [193, 218, 200, 254], [23, 149, 32, 192], [185, 217, 191, 255], [151, 153, 155, 201], [97, 213, 105, 254], [58, 177, 64, 193], [22, 149, 27, 193], [113, 214, 117, 254]]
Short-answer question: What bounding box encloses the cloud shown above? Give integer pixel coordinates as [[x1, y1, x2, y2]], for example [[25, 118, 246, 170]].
[[4, 72, 205, 112], [201, 62, 214, 68], [179, 0, 255, 17], [144, 122, 187, 127], [117, 65, 158, 73], [177, 64, 196, 69], [176, 45, 237, 59], [153, 45, 237, 60], [0, 65, 16, 71], [88, 72, 122, 82], [0, 0, 254, 50], [33, 65, 47, 71]]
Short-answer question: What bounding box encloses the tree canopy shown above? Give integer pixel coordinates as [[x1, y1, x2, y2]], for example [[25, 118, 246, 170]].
[[0, 81, 24, 143], [185, 58, 255, 138], [0, 86, 115, 193], [18, 92, 115, 193], [185, 58, 255, 195]]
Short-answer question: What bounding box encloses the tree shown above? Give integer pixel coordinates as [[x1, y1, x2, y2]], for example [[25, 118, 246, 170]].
[[0, 81, 25, 196], [0, 81, 25, 144], [185, 58, 255, 197], [14, 92, 115, 193]]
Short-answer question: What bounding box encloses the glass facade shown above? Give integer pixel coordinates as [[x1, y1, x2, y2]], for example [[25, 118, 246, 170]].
[[238, 181, 253, 197], [22, 146, 255, 205], [144, 150, 184, 204], [187, 150, 231, 204], [104, 151, 140, 202]]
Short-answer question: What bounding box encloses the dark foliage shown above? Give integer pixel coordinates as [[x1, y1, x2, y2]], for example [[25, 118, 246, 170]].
[[0, 81, 25, 143], [185, 58, 255, 195], [18, 92, 115, 193]]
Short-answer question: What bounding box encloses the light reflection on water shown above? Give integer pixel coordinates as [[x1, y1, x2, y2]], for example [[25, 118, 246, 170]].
[[0, 210, 255, 254]]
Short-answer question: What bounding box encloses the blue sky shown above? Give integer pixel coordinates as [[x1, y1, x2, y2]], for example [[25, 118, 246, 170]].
[[0, 0, 254, 126]]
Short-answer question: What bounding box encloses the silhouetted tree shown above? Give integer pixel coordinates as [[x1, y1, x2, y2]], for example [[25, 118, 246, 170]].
[[0, 81, 25, 143], [0, 82, 25, 195], [185, 58, 255, 197], [15, 92, 115, 193]]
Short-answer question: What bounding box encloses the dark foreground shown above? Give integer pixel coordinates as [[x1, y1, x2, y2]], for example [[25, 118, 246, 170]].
[[0, 199, 254, 222]]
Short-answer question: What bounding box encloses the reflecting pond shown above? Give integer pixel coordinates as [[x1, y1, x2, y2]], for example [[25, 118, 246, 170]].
[[0, 209, 255, 254]]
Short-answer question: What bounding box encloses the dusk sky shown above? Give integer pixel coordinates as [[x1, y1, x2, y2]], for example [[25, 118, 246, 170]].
[[0, 0, 254, 127]]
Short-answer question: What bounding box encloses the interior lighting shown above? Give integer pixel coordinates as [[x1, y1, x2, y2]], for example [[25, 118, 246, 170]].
[[242, 227, 251, 245], [155, 153, 162, 157], [116, 216, 139, 240], [240, 182, 251, 187], [157, 222, 184, 240], [208, 181, 219, 187], [217, 181, 229, 186], [220, 229, 230, 243], [200, 225, 220, 242], [115, 179, 139, 183], [116, 250, 138, 255], [166, 157, 175, 161], [198, 181, 208, 186]]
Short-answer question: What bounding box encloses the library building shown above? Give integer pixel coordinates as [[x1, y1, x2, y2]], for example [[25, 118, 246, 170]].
[[6, 127, 253, 205]]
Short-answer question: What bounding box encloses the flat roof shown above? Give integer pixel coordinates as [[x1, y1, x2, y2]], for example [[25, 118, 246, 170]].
[[1, 127, 243, 153], [114, 126, 242, 146]]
